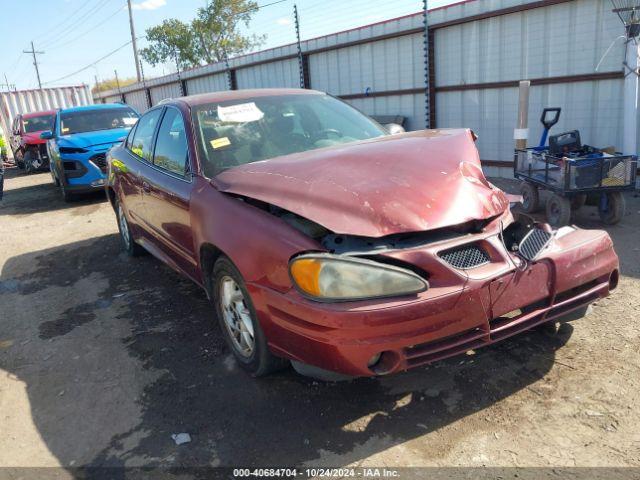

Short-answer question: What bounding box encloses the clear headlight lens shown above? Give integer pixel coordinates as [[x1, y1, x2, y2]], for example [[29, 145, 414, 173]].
[[289, 254, 428, 301]]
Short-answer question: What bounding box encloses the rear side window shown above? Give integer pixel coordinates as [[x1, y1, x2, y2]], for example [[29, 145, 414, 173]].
[[153, 108, 188, 176], [129, 109, 162, 161]]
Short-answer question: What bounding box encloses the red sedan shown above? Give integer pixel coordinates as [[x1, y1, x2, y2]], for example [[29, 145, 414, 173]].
[[106, 89, 619, 378]]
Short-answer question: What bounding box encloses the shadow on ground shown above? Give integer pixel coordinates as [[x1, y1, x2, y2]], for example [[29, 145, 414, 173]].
[[0, 168, 106, 216], [0, 233, 574, 469]]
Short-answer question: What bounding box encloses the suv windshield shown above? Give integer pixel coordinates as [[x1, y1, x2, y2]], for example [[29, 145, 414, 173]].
[[192, 94, 387, 177], [60, 107, 138, 135], [23, 114, 54, 133]]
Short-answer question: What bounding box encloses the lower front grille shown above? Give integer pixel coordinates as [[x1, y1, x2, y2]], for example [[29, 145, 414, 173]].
[[90, 153, 107, 173], [519, 228, 552, 261], [439, 245, 490, 269]]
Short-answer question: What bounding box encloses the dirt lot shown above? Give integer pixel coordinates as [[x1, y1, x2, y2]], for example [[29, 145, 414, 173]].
[[1, 167, 639, 472]]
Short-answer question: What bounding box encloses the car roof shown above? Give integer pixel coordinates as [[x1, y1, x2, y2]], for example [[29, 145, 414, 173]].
[[22, 110, 56, 119], [170, 88, 323, 108], [59, 103, 131, 114]]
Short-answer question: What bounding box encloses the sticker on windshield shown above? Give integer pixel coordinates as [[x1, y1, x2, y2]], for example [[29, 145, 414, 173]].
[[217, 102, 264, 123], [62, 127, 70, 133], [210, 137, 231, 149], [123, 117, 137, 126]]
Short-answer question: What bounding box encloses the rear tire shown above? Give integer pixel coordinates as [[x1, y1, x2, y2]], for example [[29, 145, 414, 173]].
[[519, 182, 540, 213], [598, 192, 625, 225], [115, 200, 145, 257], [211, 256, 286, 377], [546, 194, 572, 227]]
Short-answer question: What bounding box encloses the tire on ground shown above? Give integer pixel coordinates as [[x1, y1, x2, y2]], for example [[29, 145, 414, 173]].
[[115, 199, 145, 256], [211, 256, 286, 377], [598, 192, 625, 225], [519, 182, 540, 213], [545, 193, 572, 227]]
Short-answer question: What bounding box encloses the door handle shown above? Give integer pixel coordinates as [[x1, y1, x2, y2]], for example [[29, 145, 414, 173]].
[[142, 181, 151, 193]]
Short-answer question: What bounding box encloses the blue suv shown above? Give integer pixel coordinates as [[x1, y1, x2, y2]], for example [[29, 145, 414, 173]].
[[42, 104, 139, 201]]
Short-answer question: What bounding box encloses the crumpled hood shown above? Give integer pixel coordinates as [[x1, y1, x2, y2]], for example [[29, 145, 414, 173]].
[[213, 129, 509, 238], [58, 127, 131, 149]]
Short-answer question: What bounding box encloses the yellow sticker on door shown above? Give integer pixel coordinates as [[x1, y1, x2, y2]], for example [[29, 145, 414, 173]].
[[210, 137, 231, 149]]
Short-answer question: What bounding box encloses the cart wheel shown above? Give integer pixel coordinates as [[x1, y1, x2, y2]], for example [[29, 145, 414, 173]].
[[546, 194, 572, 227], [598, 192, 625, 225], [570, 194, 587, 211], [519, 182, 540, 213]]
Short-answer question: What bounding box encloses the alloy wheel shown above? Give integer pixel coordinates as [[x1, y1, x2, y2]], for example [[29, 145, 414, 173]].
[[219, 276, 255, 357], [118, 205, 131, 248]]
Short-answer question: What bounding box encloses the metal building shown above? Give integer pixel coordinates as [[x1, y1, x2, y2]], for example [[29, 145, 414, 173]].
[[1, 85, 93, 155], [93, 0, 636, 176]]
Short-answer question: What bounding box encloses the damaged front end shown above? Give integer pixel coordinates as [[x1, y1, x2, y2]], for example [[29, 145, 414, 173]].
[[212, 130, 619, 376]]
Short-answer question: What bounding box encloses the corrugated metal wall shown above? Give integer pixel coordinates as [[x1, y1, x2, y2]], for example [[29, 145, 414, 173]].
[[92, 0, 634, 169], [0, 85, 93, 155], [434, 0, 626, 164], [236, 58, 300, 89]]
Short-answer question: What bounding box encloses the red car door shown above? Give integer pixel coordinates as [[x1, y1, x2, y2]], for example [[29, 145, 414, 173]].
[[139, 106, 197, 281], [116, 108, 164, 235]]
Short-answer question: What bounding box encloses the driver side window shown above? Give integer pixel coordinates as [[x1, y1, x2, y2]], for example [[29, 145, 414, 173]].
[[129, 109, 162, 161]]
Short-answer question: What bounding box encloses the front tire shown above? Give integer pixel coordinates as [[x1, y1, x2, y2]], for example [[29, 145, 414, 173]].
[[116, 200, 145, 256], [211, 257, 285, 377], [23, 149, 41, 174], [14, 150, 25, 169]]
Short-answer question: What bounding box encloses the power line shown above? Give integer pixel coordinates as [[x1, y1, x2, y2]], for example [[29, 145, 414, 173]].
[[47, 5, 127, 52], [34, 0, 98, 44], [44, 0, 114, 49], [43, 39, 136, 85]]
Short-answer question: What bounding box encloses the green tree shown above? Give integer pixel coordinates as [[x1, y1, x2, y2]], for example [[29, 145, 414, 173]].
[[92, 77, 137, 94], [141, 19, 200, 70], [140, 0, 264, 70]]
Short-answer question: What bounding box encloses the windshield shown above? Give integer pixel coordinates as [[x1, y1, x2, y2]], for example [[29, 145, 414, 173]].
[[23, 114, 54, 133], [192, 94, 387, 177], [60, 107, 138, 135]]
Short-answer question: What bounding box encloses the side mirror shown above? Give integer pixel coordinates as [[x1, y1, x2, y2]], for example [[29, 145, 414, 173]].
[[40, 130, 54, 140], [386, 123, 405, 135]]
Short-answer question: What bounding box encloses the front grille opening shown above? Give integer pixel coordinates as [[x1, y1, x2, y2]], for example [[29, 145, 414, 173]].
[[63, 161, 77, 171], [554, 279, 600, 304], [519, 228, 552, 261], [90, 153, 107, 173], [439, 244, 490, 270], [404, 327, 487, 366]]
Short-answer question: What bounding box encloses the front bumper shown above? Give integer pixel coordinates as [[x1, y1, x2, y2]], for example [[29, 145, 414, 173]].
[[249, 227, 619, 377], [59, 152, 107, 190]]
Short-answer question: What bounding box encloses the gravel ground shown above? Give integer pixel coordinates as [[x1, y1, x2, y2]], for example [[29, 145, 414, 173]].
[[0, 168, 639, 472]]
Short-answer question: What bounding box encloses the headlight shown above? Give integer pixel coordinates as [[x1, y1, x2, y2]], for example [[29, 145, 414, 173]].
[[289, 254, 428, 302]]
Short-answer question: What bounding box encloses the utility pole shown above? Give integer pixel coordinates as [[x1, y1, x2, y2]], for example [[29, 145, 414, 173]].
[[127, 0, 142, 82], [23, 41, 44, 89]]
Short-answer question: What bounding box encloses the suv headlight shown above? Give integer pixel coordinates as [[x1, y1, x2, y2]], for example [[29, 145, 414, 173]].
[[289, 254, 428, 302]]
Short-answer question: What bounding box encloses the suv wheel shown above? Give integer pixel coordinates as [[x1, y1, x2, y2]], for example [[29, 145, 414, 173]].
[[24, 150, 42, 174], [14, 150, 25, 169], [116, 200, 145, 256], [211, 257, 286, 377]]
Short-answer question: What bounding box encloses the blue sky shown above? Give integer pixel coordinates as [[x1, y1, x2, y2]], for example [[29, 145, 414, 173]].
[[1, 0, 458, 90]]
